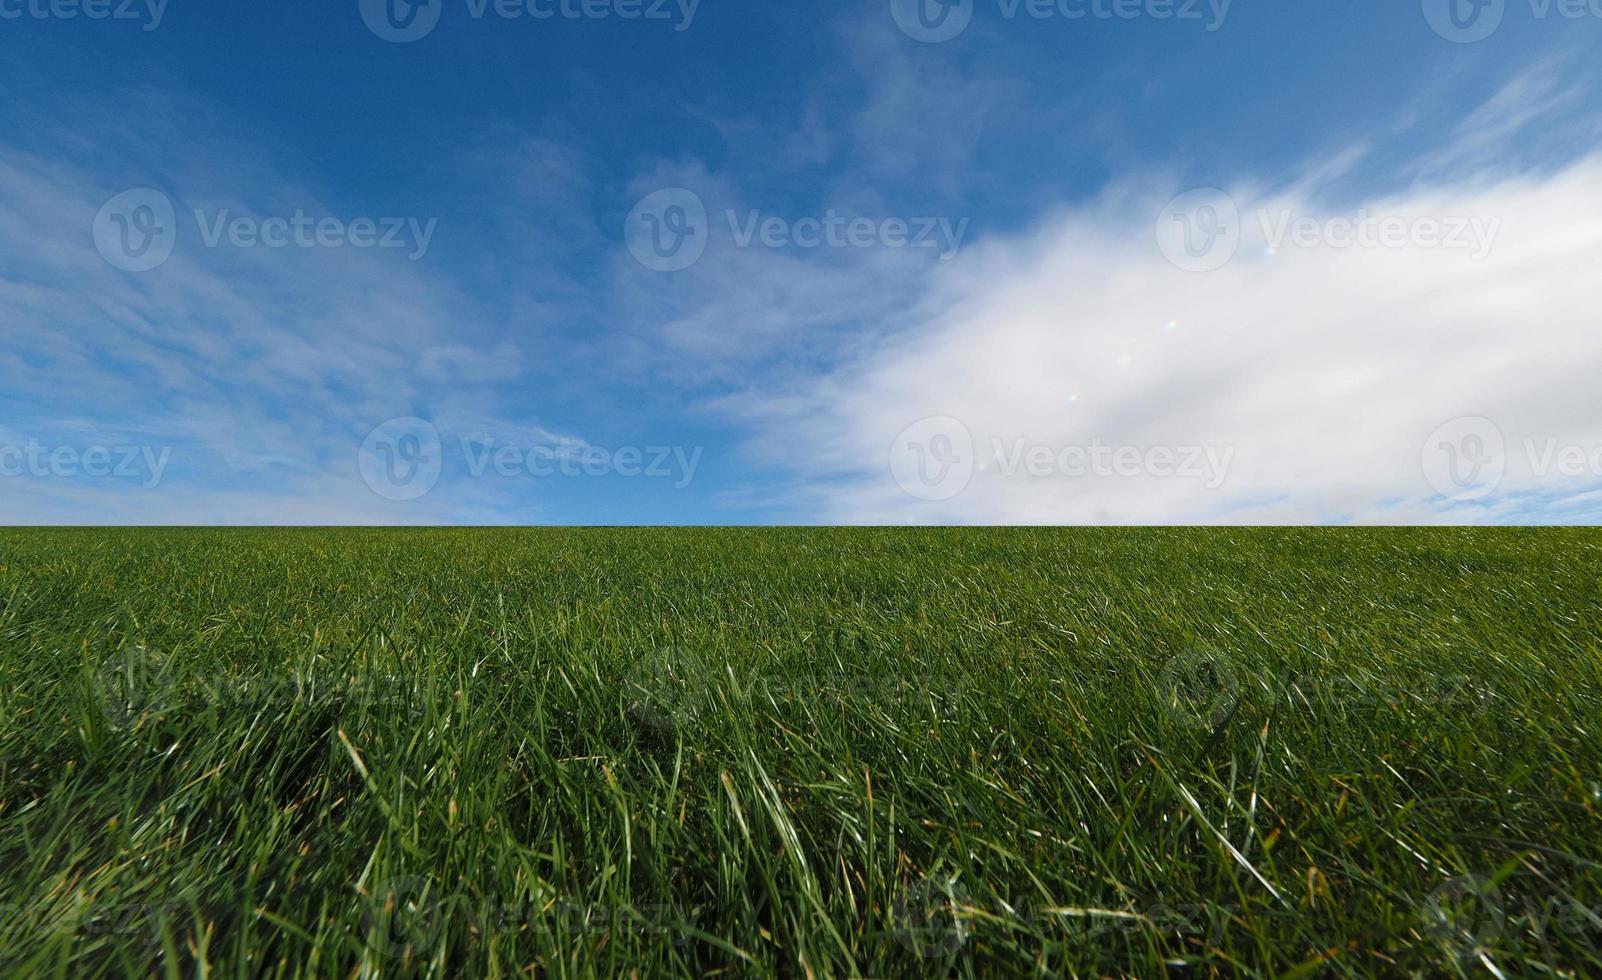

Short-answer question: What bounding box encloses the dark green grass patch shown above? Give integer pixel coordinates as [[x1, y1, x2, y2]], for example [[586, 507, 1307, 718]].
[[0, 528, 1599, 976]]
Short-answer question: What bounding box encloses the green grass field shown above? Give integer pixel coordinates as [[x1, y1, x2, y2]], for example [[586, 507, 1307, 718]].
[[2, 528, 1600, 977]]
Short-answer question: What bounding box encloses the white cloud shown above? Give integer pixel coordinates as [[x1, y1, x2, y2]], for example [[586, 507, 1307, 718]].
[[0, 92, 579, 524], [730, 155, 1602, 524]]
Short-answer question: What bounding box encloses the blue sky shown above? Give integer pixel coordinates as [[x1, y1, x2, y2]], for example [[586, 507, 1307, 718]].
[[2, 0, 1600, 524]]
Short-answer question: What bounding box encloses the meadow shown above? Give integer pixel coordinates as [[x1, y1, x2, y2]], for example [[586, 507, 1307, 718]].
[[0, 527, 1599, 977]]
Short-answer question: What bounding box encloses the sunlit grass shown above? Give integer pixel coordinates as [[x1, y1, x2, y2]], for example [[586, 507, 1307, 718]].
[[1, 527, 1598, 976]]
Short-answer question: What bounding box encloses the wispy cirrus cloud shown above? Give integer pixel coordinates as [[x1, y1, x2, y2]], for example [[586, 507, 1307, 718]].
[[0, 92, 571, 524]]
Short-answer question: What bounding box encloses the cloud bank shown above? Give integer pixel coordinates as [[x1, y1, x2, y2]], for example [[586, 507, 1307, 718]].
[[728, 152, 1602, 524]]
